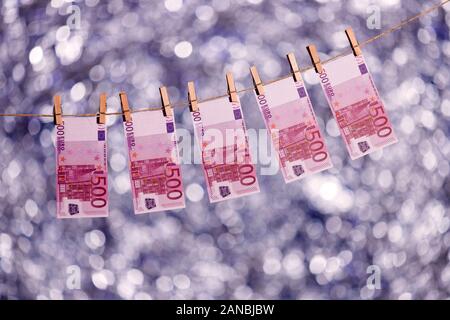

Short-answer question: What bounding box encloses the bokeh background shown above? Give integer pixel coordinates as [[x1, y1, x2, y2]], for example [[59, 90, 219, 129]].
[[1, 0, 450, 300]]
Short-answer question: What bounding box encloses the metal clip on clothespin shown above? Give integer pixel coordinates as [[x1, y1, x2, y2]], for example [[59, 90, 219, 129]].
[[188, 81, 199, 112], [226, 72, 238, 103], [345, 27, 362, 56], [250, 66, 265, 96], [287, 52, 302, 82], [159, 86, 173, 117], [98, 93, 107, 124], [53, 95, 63, 125], [119, 92, 132, 122], [306, 45, 323, 74]]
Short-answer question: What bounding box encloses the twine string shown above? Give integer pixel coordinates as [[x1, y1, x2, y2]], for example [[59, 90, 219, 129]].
[[1, 0, 449, 119]]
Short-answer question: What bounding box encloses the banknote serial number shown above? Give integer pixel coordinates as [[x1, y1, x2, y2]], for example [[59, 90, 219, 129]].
[[176, 304, 275, 318]]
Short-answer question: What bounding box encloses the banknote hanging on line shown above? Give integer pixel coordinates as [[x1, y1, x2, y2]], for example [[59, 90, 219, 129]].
[[55, 95, 109, 218], [308, 29, 397, 160], [120, 92, 185, 214], [190, 75, 260, 203], [250, 56, 333, 183]]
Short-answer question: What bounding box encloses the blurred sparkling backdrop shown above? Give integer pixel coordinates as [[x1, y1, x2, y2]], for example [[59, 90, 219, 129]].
[[1, 0, 450, 300]]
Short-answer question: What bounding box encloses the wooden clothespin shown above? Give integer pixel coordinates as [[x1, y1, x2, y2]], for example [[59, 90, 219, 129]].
[[97, 93, 107, 124], [226, 72, 238, 103], [287, 52, 302, 82], [345, 27, 362, 56], [53, 95, 63, 125], [250, 66, 264, 96], [119, 92, 132, 122], [306, 45, 323, 74], [188, 81, 199, 112], [159, 86, 173, 117]]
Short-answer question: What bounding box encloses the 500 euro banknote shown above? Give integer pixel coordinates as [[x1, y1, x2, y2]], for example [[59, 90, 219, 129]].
[[254, 77, 333, 183], [317, 53, 397, 160], [123, 110, 185, 214], [191, 96, 260, 203], [55, 118, 108, 218]]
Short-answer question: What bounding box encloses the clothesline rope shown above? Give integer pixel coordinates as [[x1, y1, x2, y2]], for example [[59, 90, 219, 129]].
[[1, 0, 449, 119]]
